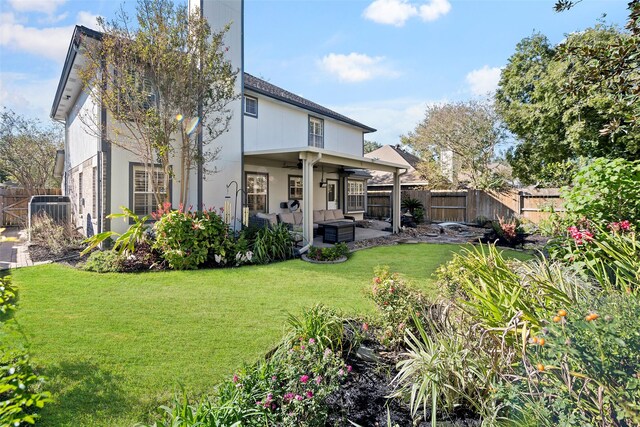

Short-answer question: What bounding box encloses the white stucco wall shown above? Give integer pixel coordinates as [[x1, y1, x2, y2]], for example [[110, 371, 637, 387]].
[[66, 90, 100, 169], [196, 0, 243, 216], [243, 94, 365, 157]]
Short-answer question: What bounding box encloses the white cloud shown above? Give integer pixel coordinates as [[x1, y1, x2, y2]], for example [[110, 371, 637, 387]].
[[0, 72, 60, 119], [418, 0, 451, 22], [8, 0, 67, 16], [320, 53, 399, 83], [0, 11, 100, 63], [77, 11, 100, 29], [465, 65, 502, 96], [363, 0, 417, 27], [363, 0, 450, 26], [0, 14, 73, 61]]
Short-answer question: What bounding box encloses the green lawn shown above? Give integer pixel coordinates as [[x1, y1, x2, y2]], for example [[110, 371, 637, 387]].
[[2, 243, 530, 427]]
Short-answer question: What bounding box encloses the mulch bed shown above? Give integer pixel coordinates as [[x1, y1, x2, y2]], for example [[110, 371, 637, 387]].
[[325, 338, 481, 427], [28, 244, 85, 266]]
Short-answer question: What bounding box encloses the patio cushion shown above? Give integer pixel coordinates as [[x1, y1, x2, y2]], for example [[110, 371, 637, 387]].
[[333, 209, 345, 219], [293, 212, 303, 225], [256, 212, 278, 227], [313, 210, 324, 223], [279, 212, 294, 225], [324, 210, 336, 220]]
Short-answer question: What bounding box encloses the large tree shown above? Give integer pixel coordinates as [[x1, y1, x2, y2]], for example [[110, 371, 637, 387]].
[[402, 101, 507, 190], [0, 109, 63, 195], [363, 140, 382, 154], [496, 22, 639, 186], [79, 0, 238, 207]]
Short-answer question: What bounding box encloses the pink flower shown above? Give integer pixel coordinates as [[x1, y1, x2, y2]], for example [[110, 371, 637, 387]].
[[621, 220, 631, 230], [306, 391, 314, 398], [295, 394, 303, 401], [232, 374, 239, 383], [300, 375, 310, 383], [271, 375, 277, 381], [300, 345, 306, 350], [308, 338, 316, 344], [362, 322, 369, 331], [338, 369, 344, 376], [315, 375, 322, 385], [284, 392, 295, 402], [347, 365, 352, 373]]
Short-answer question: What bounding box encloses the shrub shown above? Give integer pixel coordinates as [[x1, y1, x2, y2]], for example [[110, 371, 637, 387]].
[[287, 305, 344, 352], [391, 311, 509, 424], [368, 266, 427, 348], [0, 276, 17, 315], [81, 206, 151, 256], [306, 243, 348, 262], [562, 158, 640, 226], [154, 208, 235, 270], [507, 294, 640, 425], [82, 250, 124, 273], [251, 223, 294, 265], [0, 347, 51, 426], [30, 212, 83, 256], [490, 216, 525, 246]]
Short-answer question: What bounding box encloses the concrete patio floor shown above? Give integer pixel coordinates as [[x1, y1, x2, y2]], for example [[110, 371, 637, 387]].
[[0, 227, 31, 270]]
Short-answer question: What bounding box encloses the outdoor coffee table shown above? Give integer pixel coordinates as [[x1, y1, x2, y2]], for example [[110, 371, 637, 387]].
[[321, 221, 355, 244]]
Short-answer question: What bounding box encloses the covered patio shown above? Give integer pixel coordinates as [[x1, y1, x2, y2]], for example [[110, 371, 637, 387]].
[[243, 147, 405, 249]]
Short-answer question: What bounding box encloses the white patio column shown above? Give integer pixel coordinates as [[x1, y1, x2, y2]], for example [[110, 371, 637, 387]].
[[392, 168, 401, 233], [301, 152, 322, 246]]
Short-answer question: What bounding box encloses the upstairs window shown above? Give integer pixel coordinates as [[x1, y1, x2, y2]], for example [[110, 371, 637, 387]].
[[244, 95, 258, 117], [309, 116, 324, 148]]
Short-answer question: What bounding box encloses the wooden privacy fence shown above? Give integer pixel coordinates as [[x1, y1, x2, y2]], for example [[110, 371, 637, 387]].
[[366, 188, 562, 224], [0, 187, 62, 226]]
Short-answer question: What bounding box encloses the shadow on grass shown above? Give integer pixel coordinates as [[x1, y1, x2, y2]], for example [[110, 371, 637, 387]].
[[40, 360, 142, 426]]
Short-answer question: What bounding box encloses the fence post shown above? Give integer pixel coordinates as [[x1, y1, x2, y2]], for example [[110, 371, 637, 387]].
[[0, 188, 4, 226]]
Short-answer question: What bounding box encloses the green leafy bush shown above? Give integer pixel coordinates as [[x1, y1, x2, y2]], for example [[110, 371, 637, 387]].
[[82, 250, 124, 273], [250, 223, 294, 265], [287, 305, 344, 351], [0, 348, 51, 426], [562, 158, 640, 226], [0, 276, 17, 315], [509, 295, 640, 425], [306, 243, 348, 262], [81, 206, 151, 256], [154, 208, 235, 270], [368, 266, 427, 348]]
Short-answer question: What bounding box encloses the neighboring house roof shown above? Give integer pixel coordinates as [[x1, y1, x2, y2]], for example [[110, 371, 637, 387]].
[[51, 26, 375, 133], [365, 145, 426, 186]]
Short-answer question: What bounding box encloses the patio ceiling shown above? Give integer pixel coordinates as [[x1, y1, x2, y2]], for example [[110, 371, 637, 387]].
[[244, 147, 406, 174]]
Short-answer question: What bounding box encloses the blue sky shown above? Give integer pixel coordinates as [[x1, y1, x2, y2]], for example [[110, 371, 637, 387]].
[[0, 0, 630, 145]]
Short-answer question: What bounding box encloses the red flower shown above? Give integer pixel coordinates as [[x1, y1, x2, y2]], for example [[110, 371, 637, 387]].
[[300, 375, 309, 384]]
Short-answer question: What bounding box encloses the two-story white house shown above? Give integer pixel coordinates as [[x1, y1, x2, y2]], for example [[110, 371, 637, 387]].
[[50, 0, 405, 247]]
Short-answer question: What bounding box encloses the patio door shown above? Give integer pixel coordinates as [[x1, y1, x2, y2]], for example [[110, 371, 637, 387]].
[[326, 179, 339, 210]]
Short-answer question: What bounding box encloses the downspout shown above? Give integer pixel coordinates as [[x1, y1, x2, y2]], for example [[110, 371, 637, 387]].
[[392, 167, 408, 234], [298, 151, 322, 254]]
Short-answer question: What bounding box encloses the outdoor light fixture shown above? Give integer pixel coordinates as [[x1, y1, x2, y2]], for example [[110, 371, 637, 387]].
[[319, 166, 327, 188]]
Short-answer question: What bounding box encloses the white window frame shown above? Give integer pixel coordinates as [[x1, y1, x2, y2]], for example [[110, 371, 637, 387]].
[[308, 116, 324, 148], [131, 164, 167, 217], [288, 175, 303, 200], [244, 95, 258, 117], [346, 179, 365, 212], [245, 172, 269, 214]]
